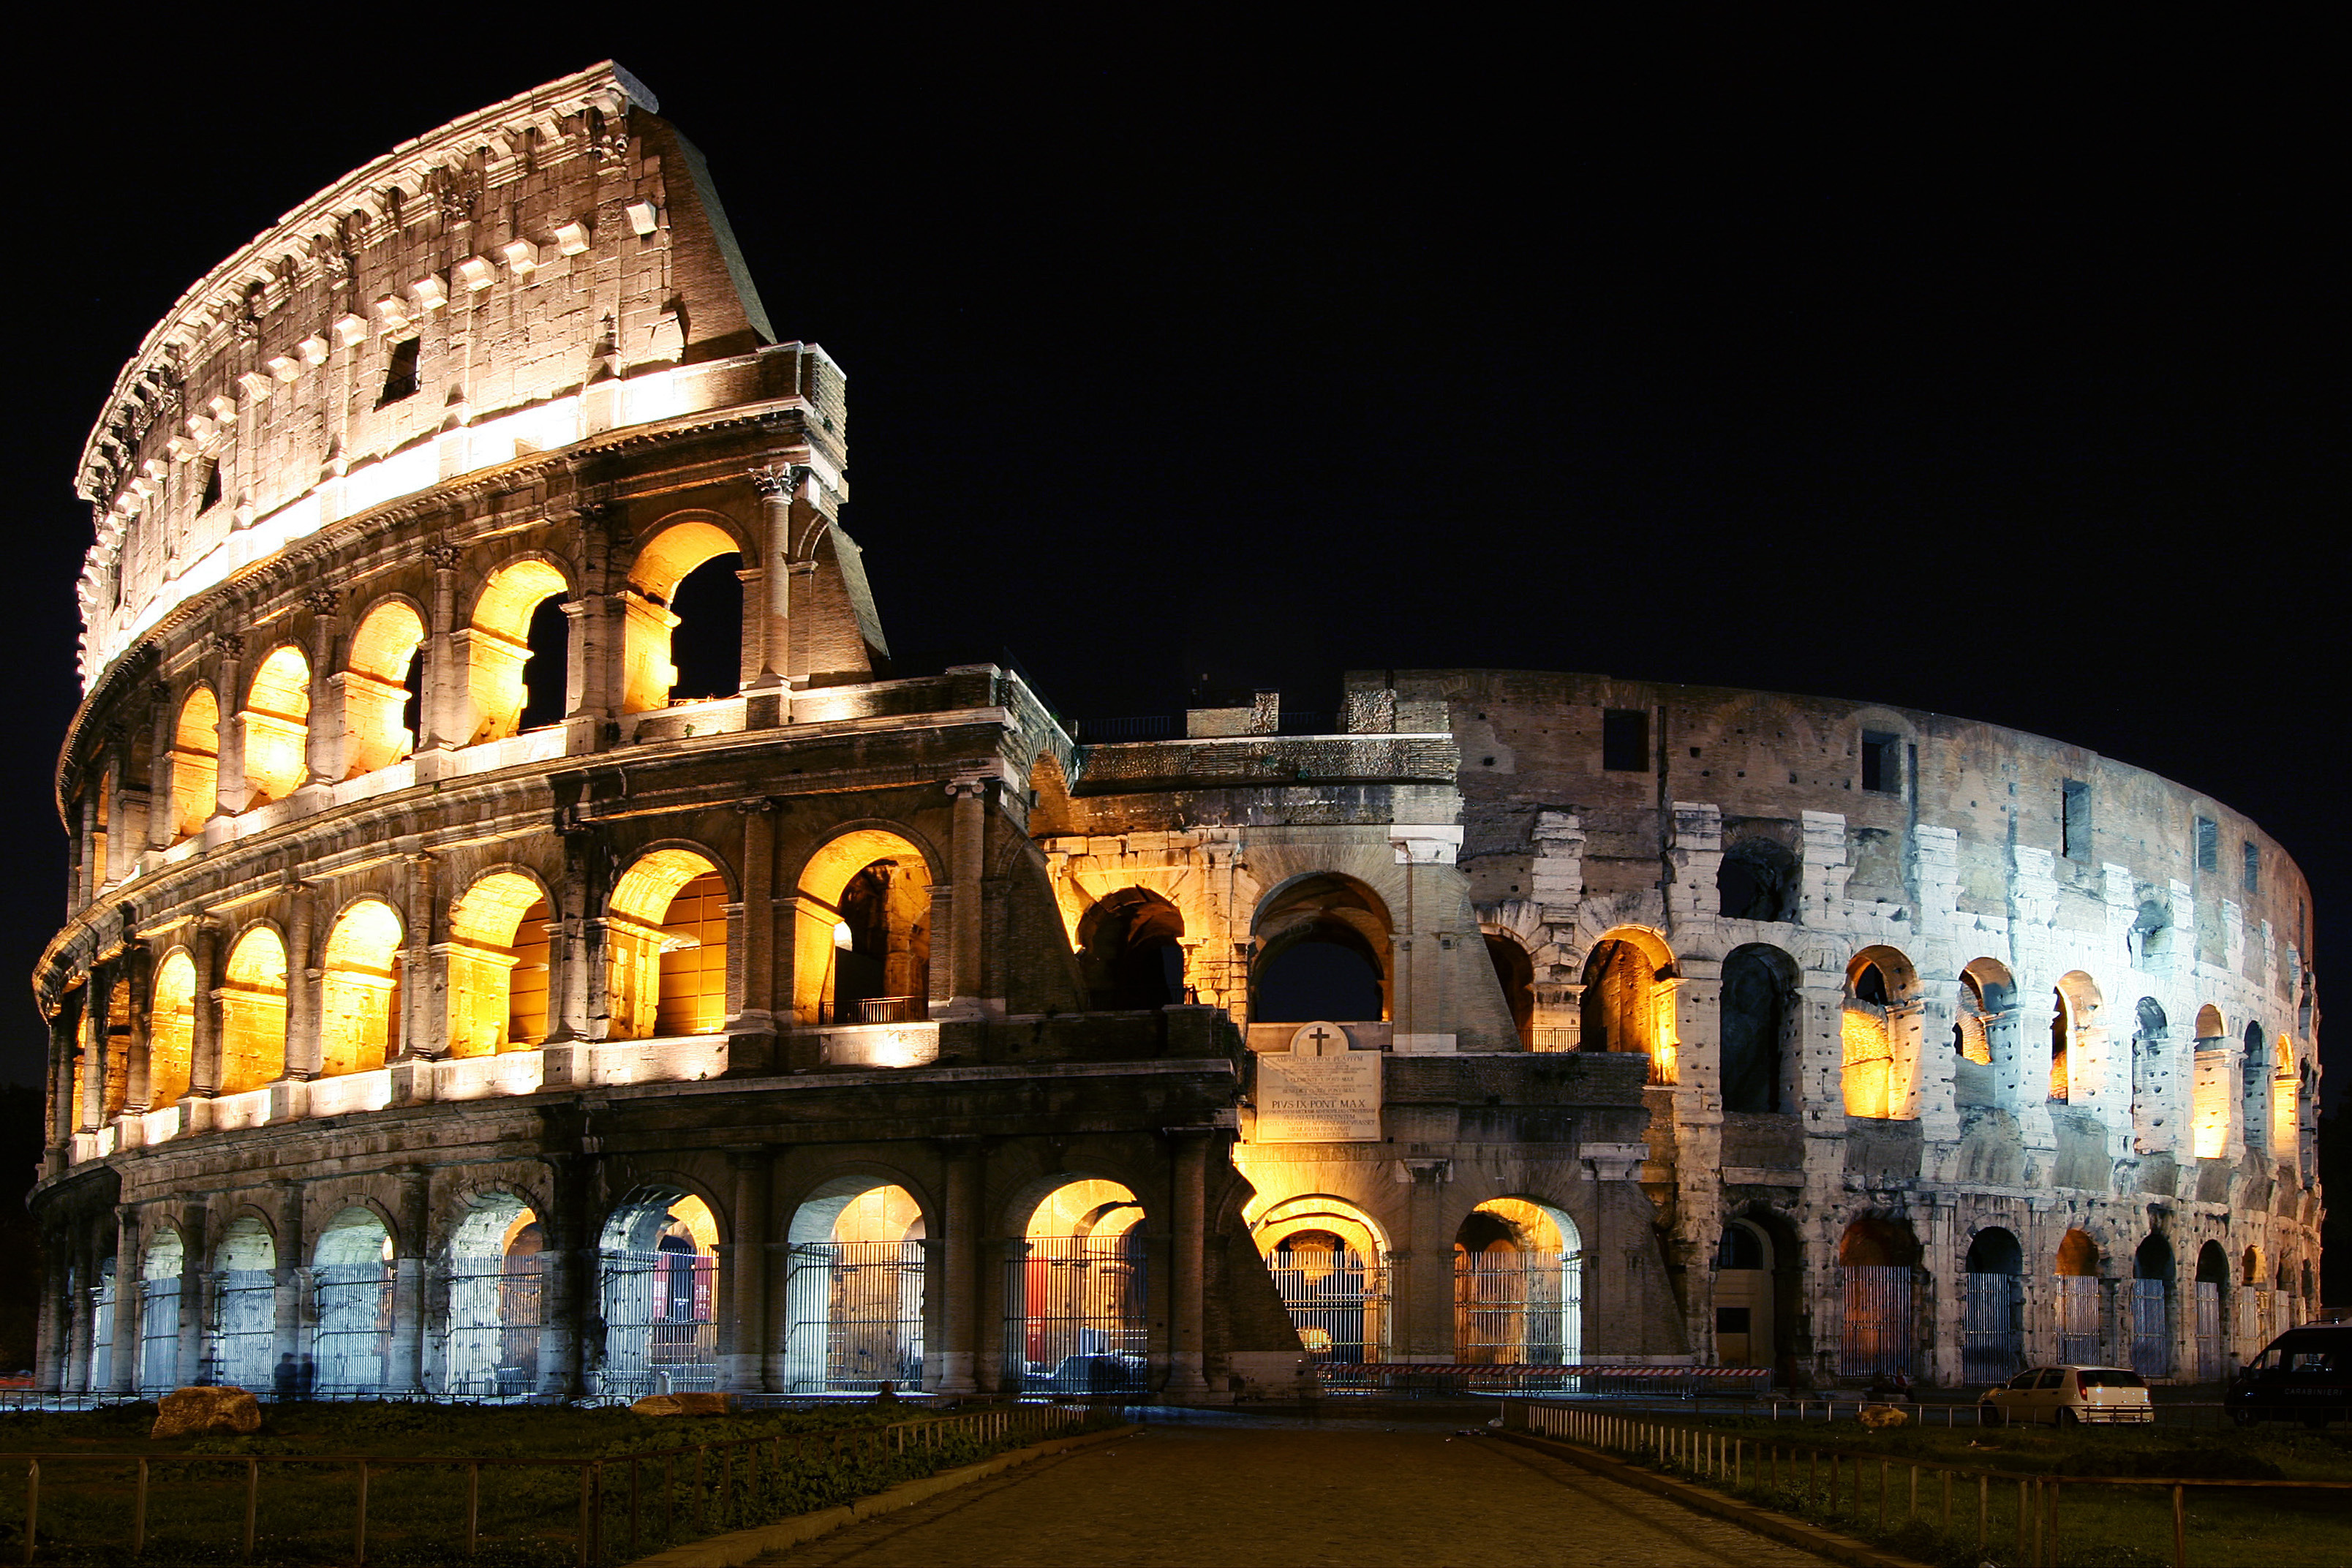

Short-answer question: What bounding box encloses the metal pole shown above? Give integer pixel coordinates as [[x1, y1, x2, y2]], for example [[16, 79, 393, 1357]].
[[591, 1462, 603, 1566], [243, 1460, 257, 1564]]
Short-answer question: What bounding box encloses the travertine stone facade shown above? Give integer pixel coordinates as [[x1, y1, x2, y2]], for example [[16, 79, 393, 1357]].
[[30, 67, 2318, 1405]]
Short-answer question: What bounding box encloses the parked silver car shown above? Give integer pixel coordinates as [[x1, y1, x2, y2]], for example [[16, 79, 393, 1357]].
[[1978, 1365, 2154, 1426]]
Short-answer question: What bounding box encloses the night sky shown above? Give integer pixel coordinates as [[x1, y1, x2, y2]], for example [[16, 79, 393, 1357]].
[[3, 25, 2340, 1107]]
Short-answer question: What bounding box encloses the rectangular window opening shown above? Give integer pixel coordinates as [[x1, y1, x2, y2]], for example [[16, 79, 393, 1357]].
[[197, 459, 222, 513], [378, 337, 421, 407], [2061, 780, 2091, 861], [2243, 840, 2260, 893], [1861, 731, 1901, 794], [1602, 709, 1649, 772], [2195, 816, 2218, 873]]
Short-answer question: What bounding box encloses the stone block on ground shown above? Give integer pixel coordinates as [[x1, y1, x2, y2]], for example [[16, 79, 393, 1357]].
[[631, 1391, 734, 1417], [152, 1386, 262, 1439]]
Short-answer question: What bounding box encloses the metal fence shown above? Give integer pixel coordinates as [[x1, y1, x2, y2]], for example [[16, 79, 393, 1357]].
[[1454, 1250, 1580, 1371], [785, 1241, 924, 1392], [1961, 1272, 2024, 1384], [1839, 1266, 1912, 1377], [599, 1248, 717, 1398], [1006, 1243, 1147, 1392], [1266, 1250, 1388, 1365], [137, 1280, 178, 1398], [2132, 1279, 2170, 1378], [314, 1262, 395, 1396], [86, 1276, 113, 1395], [2195, 1282, 2223, 1380], [442, 1254, 543, 1399], [206, 1270, 275, 1390], [2057, 1275, 2101, 1365]]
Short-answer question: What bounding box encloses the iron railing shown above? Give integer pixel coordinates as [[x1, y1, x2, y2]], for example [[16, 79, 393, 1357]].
[[1006, 1243, 1147, 1392], [1838, 1266, 1912, 1377], [785, 1241, 925, 1392], [1961, 1272, 2023, 1384], [1267, 1253, 1388, 1365]]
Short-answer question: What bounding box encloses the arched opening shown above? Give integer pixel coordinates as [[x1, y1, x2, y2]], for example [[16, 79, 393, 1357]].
[[467, 559, 570, 745], [219, 927, 287, 1096], [319, 900, 403, 1077], [1842, 949, 1915, 1119], [2241, 1244, 2274, 1352], [1836, 1217, 1918, 1377], [625, 521, 745, 712], [342, 601, 427, 776], [101, 977, 131, 1122], [1720, 944, 1798, 1112], [2193, 1005, 2231, 1157], [170, 687, 219, 840], [1009, 1177, 1147, 1393], [207, 1216, 276, 1390], [1485, 935, 1535, 1049], [147, 950, 196, 1106], [312, 1207, 393, 1397], [1252, 875, 1391, 1025], [1579, 927, 1676, 1083], [2194, 1241, 2229, 1380], [598, 1188, 719, 1398], [784, 1180, 927, 1392], [2048, 974, 2096, 1104], [2269, 1036, 2298, 1160], [445, 872, 553, 1058], [241, 647, 312, 807], [139, 1229, 183, 1397], [1078, 889, 1187, 1011], [2240, 1023, 2270, 1155], [88, 1256, 115, 1394], [2133, 1234, 2174, 1379], [1717, 836, 1797, 921], [1452, 1198, 1582, 1377], [1962, 1228, 2025, 1383], [444, 1194, 544, 1399], [791, 830, 933, 1027], [2132, 997, 2168, 1150], [1253, 1195, 1391, 1366], [1712, 1220, 1776, 1368], [606, 849, 730, 1040], [2055, 1229, 2102, 1364]]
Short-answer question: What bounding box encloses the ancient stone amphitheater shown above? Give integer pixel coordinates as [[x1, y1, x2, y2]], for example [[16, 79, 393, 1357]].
[[30, 64, 2319, 1404]]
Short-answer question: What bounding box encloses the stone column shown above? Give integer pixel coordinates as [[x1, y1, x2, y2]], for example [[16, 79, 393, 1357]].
[[284, 882, 320, 1079], [941, 777, 989, 1017], [304, 587, 342, 787], [725, 1148, 772, 1392], [110, 1207, 140, 1394], [34, 1237, 67, 1392], [178, 1199, 209, 1389], [213, 641, 247, 817], [421, 544, 463, 751], [1400, 1158, 1452, 1360], [388, 1166, 430, 1393], [937, 1140, 981, 1392], [749, 465, 797, 685], [148, 680, 177, 853], [64, 1226, 93, 1392], [538, 1153, 587, 1399], [1166, 1130, 1210, 1396], [123, 942, 154, 1118], [186, 919, 223, 1104], [273, 1181, 306, 1393], [79, 962, 112, 1134], [727, 799, 777, 1072], [45, 1005, 77, 1174]]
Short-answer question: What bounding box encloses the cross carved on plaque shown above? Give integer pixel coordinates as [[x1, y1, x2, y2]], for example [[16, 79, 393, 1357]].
[[1305, 1025, 1335, 1053]]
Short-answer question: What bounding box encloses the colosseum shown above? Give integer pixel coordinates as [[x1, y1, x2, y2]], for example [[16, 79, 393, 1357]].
[[29, 63, 2321, 1405]]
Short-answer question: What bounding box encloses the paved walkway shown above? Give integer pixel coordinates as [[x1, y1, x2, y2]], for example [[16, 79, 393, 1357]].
[[754, 1419, 1840, 1567]]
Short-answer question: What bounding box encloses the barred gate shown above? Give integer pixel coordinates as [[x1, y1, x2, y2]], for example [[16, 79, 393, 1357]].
[[1455, 1251, 1580, 1376], [208, 1270, 275, 1389], [442, 1254, 543, 1399], [2195, 1281, 2223, 1381], [785, 1241, 924, 1392], [88, 1270, 114, 1394], [2057, 1275, 2102, 1365], [1005, 1243, 1147, 1392], [1961, 1271, 2024, 1383], [1838, 1265, 1912, 1377], [313, 1262, 394, 1395], [2130, 1279, 2169, 1378], [599, 1248, 717, 1398], [1267, 1250, 1390, 1365], [139, 1278, 179, 1396]]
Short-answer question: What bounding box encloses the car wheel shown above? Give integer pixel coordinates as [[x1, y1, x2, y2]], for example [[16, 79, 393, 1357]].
[[2057, 1407, 2078, 1428], [2229, 1406, 2255, 1428], [1981, 1405, 2005, 1428]]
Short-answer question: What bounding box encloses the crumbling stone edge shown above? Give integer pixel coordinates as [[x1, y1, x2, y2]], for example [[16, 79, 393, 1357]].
[[1496, 1430, 1935, 1568], [626, 1422, 1142, 1567]]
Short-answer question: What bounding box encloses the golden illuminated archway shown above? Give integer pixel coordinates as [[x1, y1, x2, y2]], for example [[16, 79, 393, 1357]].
[[466, 559, 569, 745], [1579, 925, 1676, 1082], [1842, 946, 1918, 1117], [622, 521, 742, 714], [606, 848, 728, 1040], [147, 949, 196, 1105], [219, 926, 288, 1094], [170, 688, 219, 840], [791, 829, 933, 1026], [320, 900, 403, 1077], [241, 647, 311, 807], [446, 872, 553, 1058], [342, 600, 426, 776]]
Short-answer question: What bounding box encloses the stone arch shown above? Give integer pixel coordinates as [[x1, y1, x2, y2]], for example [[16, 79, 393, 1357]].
[[319, 898, 403, 1077], [464, 557, 570, 745], [2055, 1226, 2102, 1362], [2240, 1022, 2271, 1154], [596, 1185, 722, 1398], [1961, 1224, 2027, 1382], [312, 1205, 394, 1396], [342, 597, 427, 777], [791, 826, 937, 1027], [2048, 970, 2103, 1104], [1720, 943, 1799, 1112], [1482, 929, 1536, 1049], [1953, 957, 2014, 1109], [442, 1188, 546, 1399], [219, 923, 288, 1094], [1077, 887, 1186, 1011], [622, 516, 748, 712], [1836, 1215, 1918, 1377], [2131, 1231, 2175, 1379], [1717, 835, 1798, 921], [137, 1222, 186, 1396], [1578, 925, 1676, 1081], [1452, 1196, 1582, 1369], [1252, 873, 1393, 1025], [241, 644, 311, 806], [2132, 997, 2168, 1150], [1711, 1214, 1785, 1371], [1842, 946, 1918, 1118], [445, 868, 554, 1058], [2194, 1003, 2227, 1042], [1254, 1195, 1391, 1365], [783, 1172, 933, 1392], [606, 843, 733, 1041], [1008, 1175, 1149, 1392], [208, 1212, 277, 1390], [168, 686, 219, 840]]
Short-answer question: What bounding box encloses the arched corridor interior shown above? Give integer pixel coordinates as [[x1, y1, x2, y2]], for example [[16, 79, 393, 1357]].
[[2055, 1229, 2101, 1365], [606, 850, 729, 1040], [444, 1195, 544, 1399], [313, 1207, 393, 1395], [2133, 1233, 2174, 1379], [1711, 1221, 1773, 1368], [598, 1190, 718, 1398], [1252, 875, 1390, 1025], [785, 1181, 926, 1392], [1009, 1178, 1146, 1392], [139, 1229, 182, 1396], [1079, 889, 1186, 1011], [319, 900, 403, 1077], [1580, 930, 1675, 1082], [445, 873, 553, 1057], [1961, 1227, 2024, 1383], [219, 927, 288, 1095], [1253, 1196, 1389, 1365], [792, 830, 933, 1025], [1452, 1198, 1581, 1376], [206, 1217, 276, 1390], [1836, 1218, 1916, 1377]]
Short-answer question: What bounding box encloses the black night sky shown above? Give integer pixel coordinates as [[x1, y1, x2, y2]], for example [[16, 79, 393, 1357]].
[[1, 24, 2341, 1118]]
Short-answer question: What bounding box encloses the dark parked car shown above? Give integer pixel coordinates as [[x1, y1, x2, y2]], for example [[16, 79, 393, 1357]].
[[1026, 1354, 1147, 1393], [2226, 1324, 2352, 1427]]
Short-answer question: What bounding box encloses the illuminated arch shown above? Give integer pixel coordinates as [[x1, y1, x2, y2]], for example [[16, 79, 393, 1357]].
[[783, 1175, 930, 1392], [791, 828, 936, 1027], [1578, 925, 1676, 1081], [1483, 929, 1536, 1049], [595, 1187, 720, 1398], [1253, 1194, 1391, 1366], [312, 1206, 393, 1396], [219, 925, 287, 1094], [1841, 946, 1918, 1118], [241, 646, 311, 806], [207, 1214, 276, 1390], [318, 900, 403, 1077], [1252, 873, 1394, 1025], [169, 687, 219, 840], [445, 870, 553, 1058], [606, 846, 730, 1040], [622, 520, 745, 714], [1452, 1197, 1581, 1370], [342, 599, 426, 776], [465, 558, 570, 745], [1836, 1215, 1918, 1376], [1009, 1176, 1148, 1392], [2048, 970, 2103, 1104], [1077, 887, 1186, 1010], [146, 949, 196, 1106], [443, 1191, 546, 1399]]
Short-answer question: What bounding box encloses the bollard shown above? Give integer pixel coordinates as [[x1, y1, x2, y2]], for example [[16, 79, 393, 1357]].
[[23, 1460, 37, 1567], [630, 1458, 641, 1558], [1978, 1472, 1988, 1548], [467, 1463, 480, 1558], [134, 1457, 148, 1558], [1879, 1458, 1888, 1531], [355, 1461, 369, 1566], [2171, 1483, 2187, 1568], [244, 1458, 258, 1564], [1909, 1463, 1918, 1521], [2048, 1479, 2060, 1567]]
